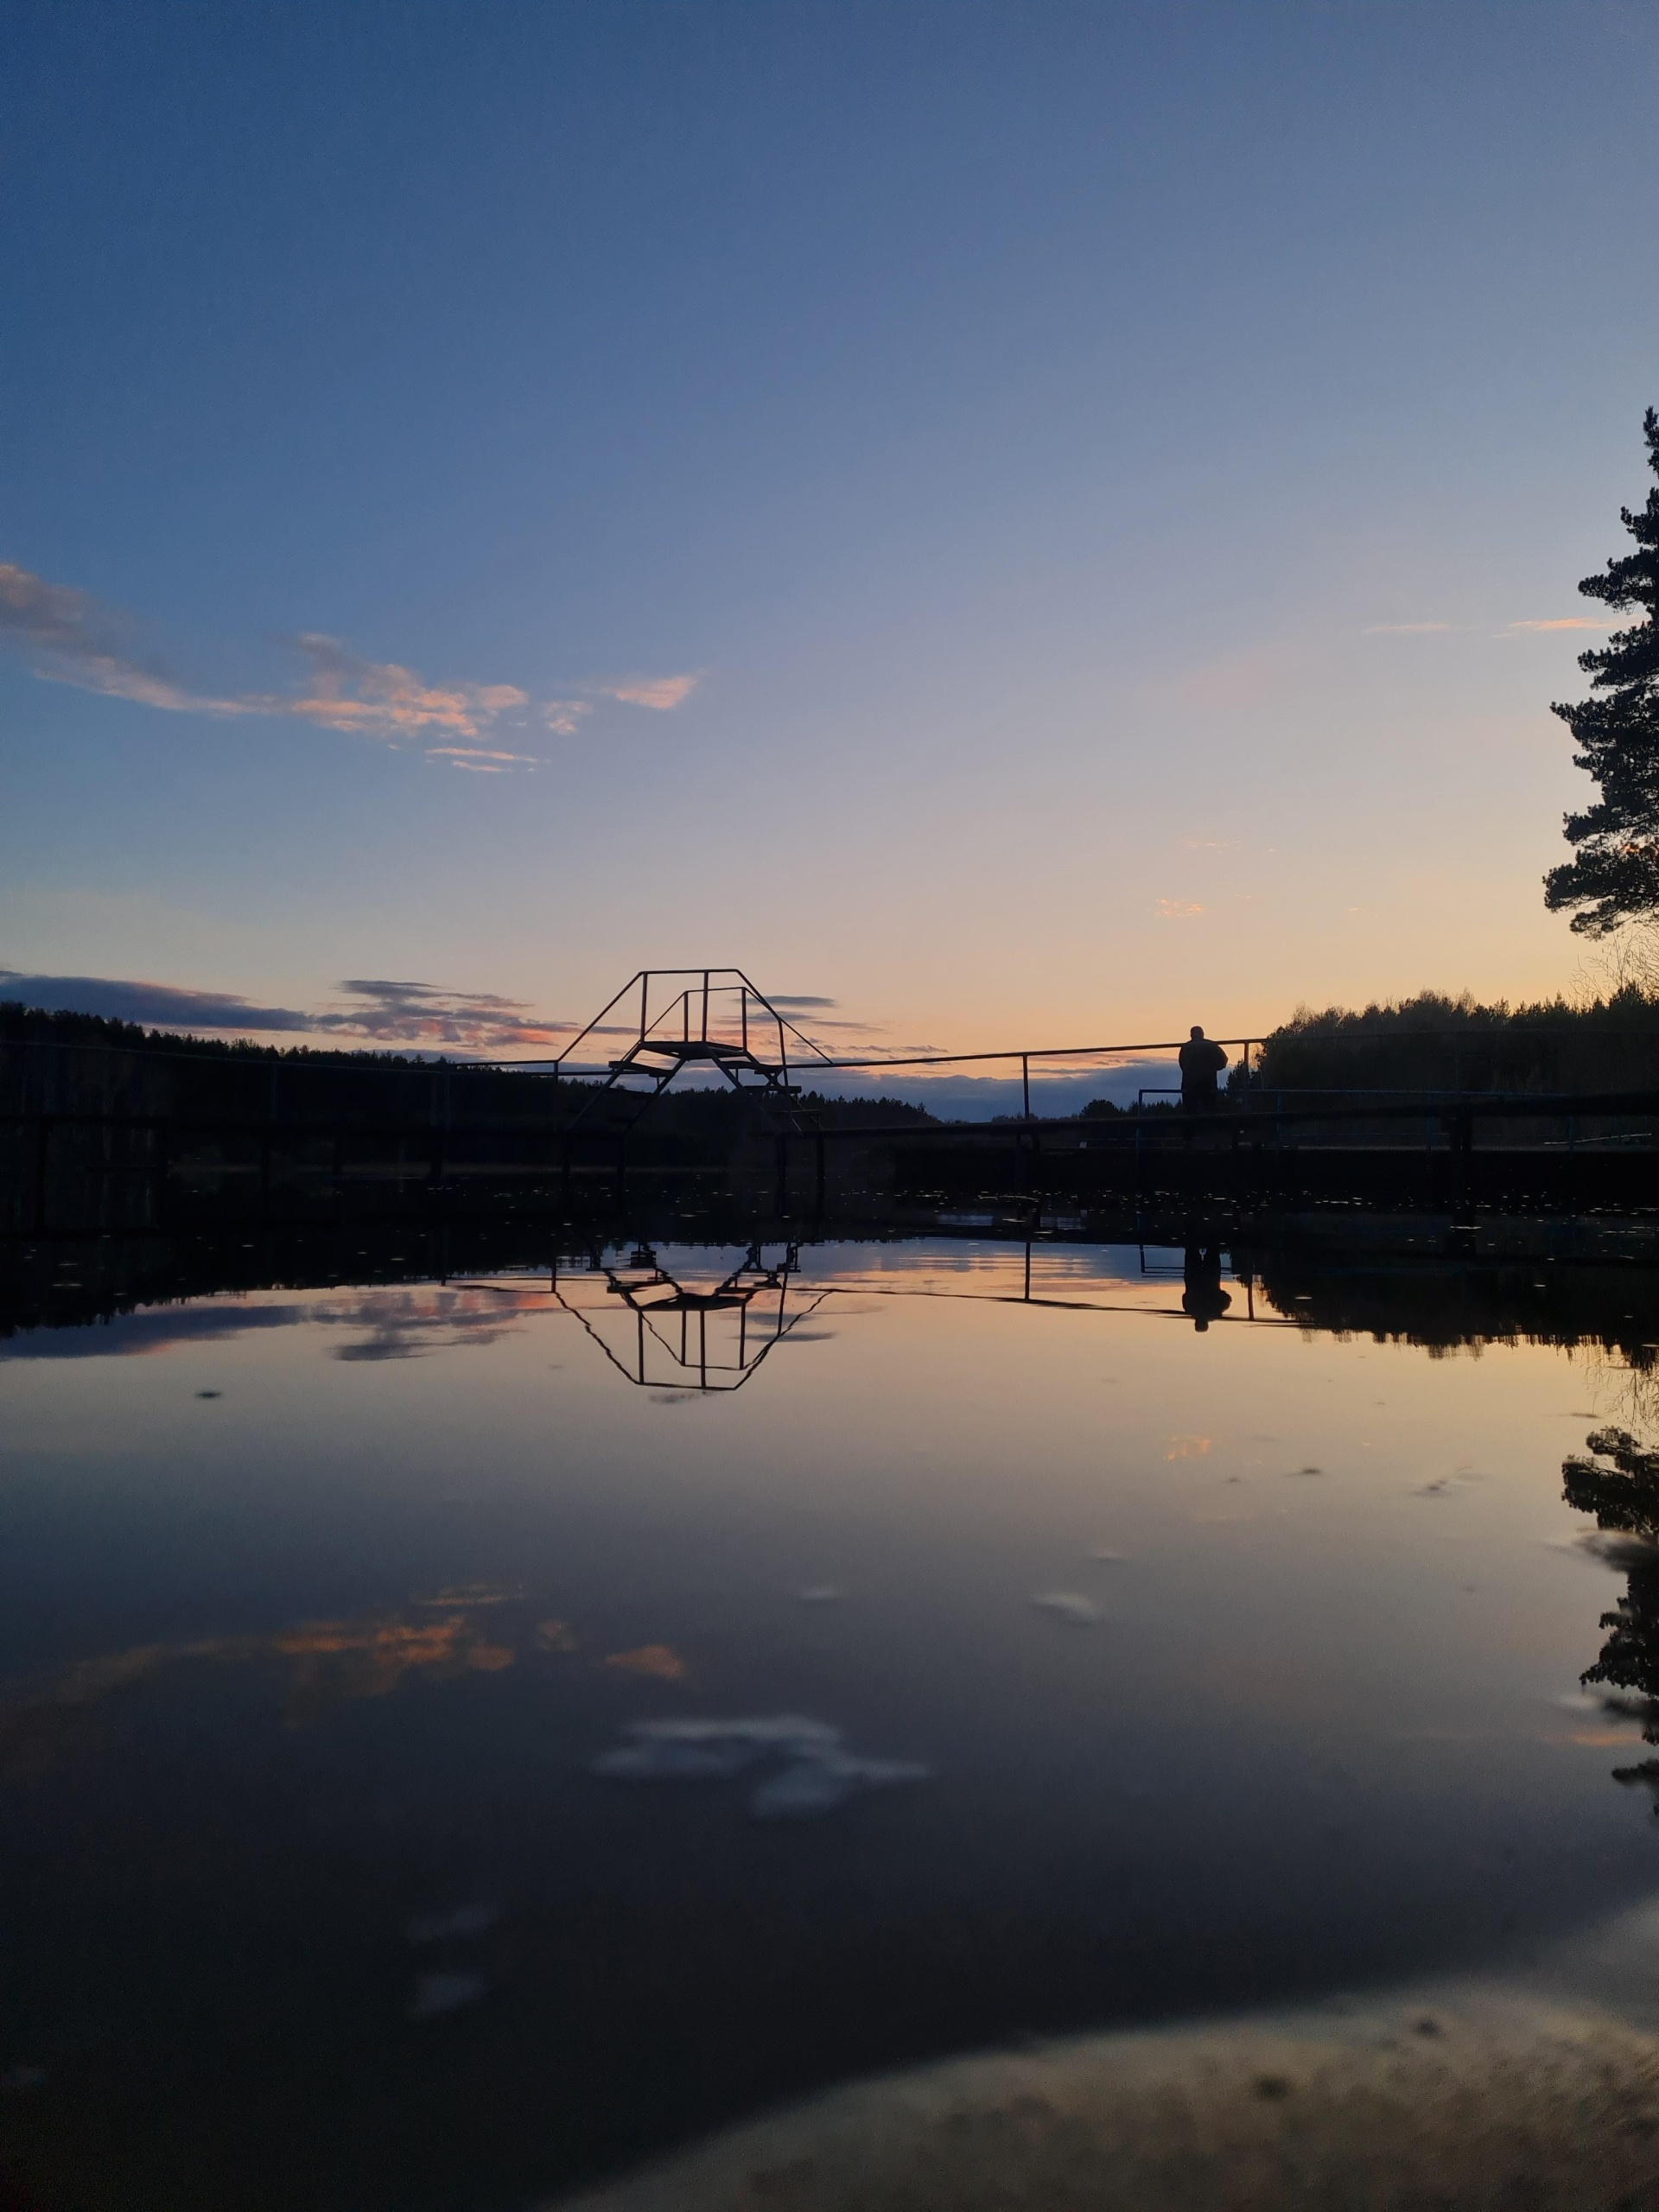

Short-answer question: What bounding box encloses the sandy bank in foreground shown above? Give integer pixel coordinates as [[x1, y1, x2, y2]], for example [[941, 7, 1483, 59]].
[[553, 1917, 1659, 2212]]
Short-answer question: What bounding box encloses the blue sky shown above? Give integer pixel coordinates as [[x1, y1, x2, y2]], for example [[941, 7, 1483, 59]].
[[4, 0, 1658, 1084]]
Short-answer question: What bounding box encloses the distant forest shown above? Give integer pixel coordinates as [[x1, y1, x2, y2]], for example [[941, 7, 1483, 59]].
[[1241, 988, 1659, 1097], [1071, 989, 1659, 1114], [0, 1000, 932, 1126], [0, 1000, 429, 1067], [12, 989, 1659, 1116]]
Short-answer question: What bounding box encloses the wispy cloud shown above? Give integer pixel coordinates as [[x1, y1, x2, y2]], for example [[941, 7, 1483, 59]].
[[1155, 899, 1205, 918], [1365, 616, 1634, 639], [310, 980, 569, 1049], [0, 563, 528, 755], [253, 634, 527, 741], [0, 969, 572, 1051], [426, 746, 543, 772], [0, 969, 312, 1031], [758, 994, 895, 1039], [0, 560, 698, 766], [595, 673, 701, 710], [1501, 616, 1625, 635], [0, 562, 250, 715]]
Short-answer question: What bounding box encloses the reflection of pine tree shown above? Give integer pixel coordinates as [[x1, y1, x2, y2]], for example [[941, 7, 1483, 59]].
[[1564, 1427, 1659, 1791]]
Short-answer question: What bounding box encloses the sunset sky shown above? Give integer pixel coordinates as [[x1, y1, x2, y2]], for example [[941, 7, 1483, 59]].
[[4, 0, 1659, 1082]]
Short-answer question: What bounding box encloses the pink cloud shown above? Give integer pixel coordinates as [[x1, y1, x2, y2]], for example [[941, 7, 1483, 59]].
[[258, 634, 528, 741], [1501, 616, 1625, 634], [1155, 898, 1205, 918], [0, 560, 705, 769], [599, 672, 701, 710]]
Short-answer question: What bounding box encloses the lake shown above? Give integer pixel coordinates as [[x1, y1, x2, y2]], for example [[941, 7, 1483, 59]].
[[3, 1222, 1658, 2209]]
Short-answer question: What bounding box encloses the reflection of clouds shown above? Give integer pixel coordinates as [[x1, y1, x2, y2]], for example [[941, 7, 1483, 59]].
[[274, 1613, 518, 1723], [411, 1582, 525, 1609], [318, 1285, 549, 1361], [604, 1644, 687, 1680], [3, 1285, 556, 1366], [1, 1301, 304, 1360], [0, 1587, 581, 1780], [590, 1716, 930, 1821]]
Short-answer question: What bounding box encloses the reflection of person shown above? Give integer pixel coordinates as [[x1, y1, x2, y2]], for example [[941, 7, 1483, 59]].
[[1179, 1025, 1229, 1113], [1182, 1245, 1232, 1332]]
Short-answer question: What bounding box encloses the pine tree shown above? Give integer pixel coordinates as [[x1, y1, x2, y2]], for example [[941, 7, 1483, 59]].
[[1543, 407, 1659, 935]]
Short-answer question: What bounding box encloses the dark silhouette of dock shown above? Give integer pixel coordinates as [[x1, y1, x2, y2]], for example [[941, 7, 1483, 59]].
[[6, 965, 1659, 1236]]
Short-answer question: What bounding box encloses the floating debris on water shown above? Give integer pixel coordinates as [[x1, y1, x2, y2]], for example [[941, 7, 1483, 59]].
[[591, 1715, 930, 1820], [406, 1902, 500, 1945], [408, 1971, 487, 2020], [1032, 1592, 1102, 1624]]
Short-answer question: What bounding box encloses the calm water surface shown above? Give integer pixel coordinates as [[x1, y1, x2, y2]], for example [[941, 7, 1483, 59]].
[[3, 1234, 1657, 2209]]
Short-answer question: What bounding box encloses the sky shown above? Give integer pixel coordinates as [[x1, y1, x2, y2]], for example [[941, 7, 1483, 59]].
[[4, 0, 1659, 1098]]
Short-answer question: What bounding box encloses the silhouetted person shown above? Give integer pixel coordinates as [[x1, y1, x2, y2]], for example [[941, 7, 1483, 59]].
[[1182, 1244, 1232, 1332], [1179, 1025, 1228, 1113]]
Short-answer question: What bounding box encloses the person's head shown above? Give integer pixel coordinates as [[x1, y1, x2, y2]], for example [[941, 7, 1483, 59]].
[[1190, 1025, 1205, 1040]]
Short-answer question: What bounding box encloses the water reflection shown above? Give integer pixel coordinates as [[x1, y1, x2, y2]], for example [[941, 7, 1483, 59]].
[[546, 1240, 829, 1391], [0, 1588, 560, 1778], [1182, 1243, 1232, 1331], [5, 1213, 1659, 2209], [1564, 1427, 1659, 1797]]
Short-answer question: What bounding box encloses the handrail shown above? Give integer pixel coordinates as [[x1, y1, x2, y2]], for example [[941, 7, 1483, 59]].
[[12, 1004, 1659, 1082]]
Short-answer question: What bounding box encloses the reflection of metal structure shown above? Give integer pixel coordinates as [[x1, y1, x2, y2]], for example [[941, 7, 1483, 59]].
[[552, 1242, 831, 1391], [555, 971, 836, 1128]]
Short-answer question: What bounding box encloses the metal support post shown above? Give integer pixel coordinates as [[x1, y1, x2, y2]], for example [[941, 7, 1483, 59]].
[[34, 1116, 52, 1235]]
